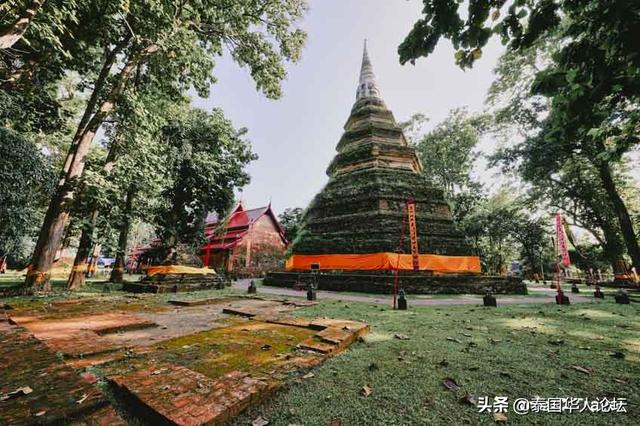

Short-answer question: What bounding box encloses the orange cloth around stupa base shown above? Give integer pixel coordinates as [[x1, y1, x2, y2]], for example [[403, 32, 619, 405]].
[[286, 253, 481, 274], [146, 265, 216, 277]]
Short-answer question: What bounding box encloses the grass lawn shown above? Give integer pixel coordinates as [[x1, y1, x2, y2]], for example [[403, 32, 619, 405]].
[[232, 297, 640, 425]]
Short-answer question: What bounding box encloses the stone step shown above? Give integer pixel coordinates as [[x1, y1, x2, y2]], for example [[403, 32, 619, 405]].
[[297, 337, 338, 354], [94, 320, 158, 336], [168, 297, 237, 307]]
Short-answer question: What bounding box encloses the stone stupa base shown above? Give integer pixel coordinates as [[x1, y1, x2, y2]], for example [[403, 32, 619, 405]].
[[123, 265, 227, 294], [264, 271, 527, 295]]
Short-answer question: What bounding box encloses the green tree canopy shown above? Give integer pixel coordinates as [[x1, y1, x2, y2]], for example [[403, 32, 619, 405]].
[[404, 0, 640, 270], [0, 128, 55, 266], [409, 108, 488, 200], [155, 107, 257, 247], [278, 207, 304, 243]]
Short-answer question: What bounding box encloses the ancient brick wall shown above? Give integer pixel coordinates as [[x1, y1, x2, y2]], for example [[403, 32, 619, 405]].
[[265, 271, 527, 295]]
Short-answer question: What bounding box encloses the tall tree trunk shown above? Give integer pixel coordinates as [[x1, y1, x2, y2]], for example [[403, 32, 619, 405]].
[[66, 135, 121, 290], [110, 188, 134, 283], [0, 0, 45, 49], [596, 215, 627, 274], [596, 160, 640, 270], [23, 45, 148, 292], [66, 210, 98, 290], [88, 242, 101, 278]]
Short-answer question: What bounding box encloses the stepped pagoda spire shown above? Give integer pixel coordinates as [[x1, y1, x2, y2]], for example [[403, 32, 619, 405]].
[[285, 42, 474, 260], [355, 39, 382, 101]]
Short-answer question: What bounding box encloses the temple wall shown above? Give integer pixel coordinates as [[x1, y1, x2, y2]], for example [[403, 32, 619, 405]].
[[230, 216, 287, 277]]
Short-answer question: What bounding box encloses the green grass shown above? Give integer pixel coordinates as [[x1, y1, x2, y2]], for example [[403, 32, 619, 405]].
[[231, 298, 640, 425]]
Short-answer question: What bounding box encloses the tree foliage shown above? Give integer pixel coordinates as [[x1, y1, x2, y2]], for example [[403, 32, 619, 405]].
[[0, 128, 55, 266], [461, 188, 551, 275], [409, 108, 488, 200], [278, 207, 304, 243], [6, 0, 308, 290], [155, 107, 257, 247], [403, 0, 640, 270]]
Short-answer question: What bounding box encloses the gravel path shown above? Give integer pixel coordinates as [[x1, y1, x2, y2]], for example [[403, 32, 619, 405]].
[[233, 279, 593, 306]]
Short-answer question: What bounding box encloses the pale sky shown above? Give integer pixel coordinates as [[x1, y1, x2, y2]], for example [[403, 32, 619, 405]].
[[192, 0, 508, 215]]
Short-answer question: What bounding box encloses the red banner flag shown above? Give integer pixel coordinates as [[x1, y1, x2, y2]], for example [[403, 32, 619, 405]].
[[407, 199, 420, 271], [555, 213, 570, 267]]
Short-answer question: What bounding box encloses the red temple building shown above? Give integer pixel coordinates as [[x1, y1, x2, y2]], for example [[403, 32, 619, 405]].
[[202, 203, 288, 276]]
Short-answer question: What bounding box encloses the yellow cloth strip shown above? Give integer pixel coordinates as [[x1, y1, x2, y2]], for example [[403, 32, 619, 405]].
[[146, 265, 216, 277]]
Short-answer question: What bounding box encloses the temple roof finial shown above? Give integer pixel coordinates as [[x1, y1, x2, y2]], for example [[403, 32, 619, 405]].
[[356, 39, 382, 101]]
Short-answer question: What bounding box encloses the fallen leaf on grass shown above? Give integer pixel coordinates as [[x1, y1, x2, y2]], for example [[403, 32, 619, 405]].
[[360, 384, 372, 397], [459, 394, 477, 406], [442, 378, 460, 391], [252, 416, 269, 426], [34, 411, 46, 417], [493, 412, 507, 423], [571, 365, 594, 375], [394, 334, 410, 340], [0, 386, 33, 401], [302, 373, 314, 379]]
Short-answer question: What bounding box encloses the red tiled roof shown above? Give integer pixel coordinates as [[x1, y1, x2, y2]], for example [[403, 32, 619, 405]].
[[207, 206, 270, 229], [202, 203, 287, 251]]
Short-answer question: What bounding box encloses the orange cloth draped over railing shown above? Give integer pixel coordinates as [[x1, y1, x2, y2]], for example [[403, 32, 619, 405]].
[[146, 265, 216, 277], [285, 253, 481, 274]]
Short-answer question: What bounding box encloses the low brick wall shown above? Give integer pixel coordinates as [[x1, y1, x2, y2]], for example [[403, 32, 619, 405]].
[[264, 271, 527, 295], [123, 274, 227, 293]]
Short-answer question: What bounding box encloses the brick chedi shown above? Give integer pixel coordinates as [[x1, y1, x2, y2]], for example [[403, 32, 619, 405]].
[[290, 42, 470, 257]]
